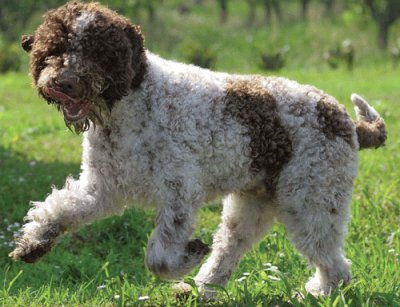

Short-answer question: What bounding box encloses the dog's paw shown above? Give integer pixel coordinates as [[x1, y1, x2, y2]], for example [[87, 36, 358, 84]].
[[9, 238, 54, 263], [173, 281, 193, 301], [196, 283, 218, 301], [305, 265, 352, 297], [170, 239, 210, 278], [9, 222, 60, 263], [305, 276, 330, 297], [174, 280, 218, 302], [182, 239, 210, 270], [146, 239, 210, 280], [185, 239, 210, 258]]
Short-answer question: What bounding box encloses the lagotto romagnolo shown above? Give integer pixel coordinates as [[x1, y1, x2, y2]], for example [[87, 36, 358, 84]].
[[11, 1, 387, 298]]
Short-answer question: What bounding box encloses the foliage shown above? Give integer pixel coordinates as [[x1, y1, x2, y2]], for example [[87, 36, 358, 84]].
[[109, 0, 163, 22], [324, 39, 355, 70], [260, 46, 289, 71], [0, 0, 65, 41], [390, 37, 400, 67], [184, 42, 216, 69], [247, 0, 281, 25], [0, 0, 399, 71], [0, 36, 24, 72], [363, 0, 400, 48]]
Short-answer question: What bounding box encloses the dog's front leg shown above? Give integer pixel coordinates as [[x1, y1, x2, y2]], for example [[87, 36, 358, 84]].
[[9, 175, 121, 263], [145, 181, 209, 280]]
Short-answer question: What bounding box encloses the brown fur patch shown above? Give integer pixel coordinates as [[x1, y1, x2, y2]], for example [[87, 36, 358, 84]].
[[355, 119, 387, 149], [316, 96, 356, 148], [19, 242, 53, 263], [224, 78, 292, 195], [10, 223, 60, 263]]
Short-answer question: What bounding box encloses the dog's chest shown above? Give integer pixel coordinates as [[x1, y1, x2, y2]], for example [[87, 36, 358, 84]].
[[83, 118, 155, 202]]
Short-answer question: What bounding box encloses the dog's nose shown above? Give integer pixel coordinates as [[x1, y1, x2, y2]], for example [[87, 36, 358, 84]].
[[54, 76, 82, 99]]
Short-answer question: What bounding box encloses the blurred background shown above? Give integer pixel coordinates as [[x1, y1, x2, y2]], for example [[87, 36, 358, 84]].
[[1, 0, 400, 74]]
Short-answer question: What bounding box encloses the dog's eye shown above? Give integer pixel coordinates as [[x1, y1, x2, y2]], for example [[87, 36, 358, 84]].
[[45, 43, 67, 58], [43, 55, 65, 69]]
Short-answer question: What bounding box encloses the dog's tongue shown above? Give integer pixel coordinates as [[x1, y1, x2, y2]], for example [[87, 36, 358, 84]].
[[46, 88, 79, 104], [46, 88, 88, 120]]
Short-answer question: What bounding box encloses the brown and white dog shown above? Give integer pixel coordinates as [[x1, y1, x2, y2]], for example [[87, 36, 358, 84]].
[[11, 1, 386, 298]]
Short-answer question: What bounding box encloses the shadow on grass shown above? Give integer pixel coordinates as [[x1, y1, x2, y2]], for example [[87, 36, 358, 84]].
[[194, 290, 400, 306], [0, 146, 155, 296], [174, 291, 399, 307], [0, 146, 80, 219]]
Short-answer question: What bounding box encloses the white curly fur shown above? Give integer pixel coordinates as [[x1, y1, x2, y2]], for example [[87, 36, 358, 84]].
[[11, 3, 386, 299]]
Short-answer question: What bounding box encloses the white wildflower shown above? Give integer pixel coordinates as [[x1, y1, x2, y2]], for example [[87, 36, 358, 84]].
[[235, 276, 247, 282], [268, 275, 281, 281]]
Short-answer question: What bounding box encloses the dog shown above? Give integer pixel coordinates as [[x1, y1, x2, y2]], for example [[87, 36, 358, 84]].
[[11, 1, 386, 298]]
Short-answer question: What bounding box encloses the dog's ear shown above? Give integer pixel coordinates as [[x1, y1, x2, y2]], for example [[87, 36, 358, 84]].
[[124, 24, 144, 52], [21, 35, 34, 52], [124, 24, 146, 88]]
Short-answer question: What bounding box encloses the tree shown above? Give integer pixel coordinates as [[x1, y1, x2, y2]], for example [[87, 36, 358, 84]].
[[247, 0, 257, 24], [111, 0, 161, 23], [363, 0, 400, 49], [324, 0, 335, 13], [301, 0, 310, 20], [247, 0, 281, 25], [0, 0, 81, 41], [0, 0, 54, 41], [219, 0, 228, 23], [263, 0, 281, 23], [301, 0, 336, 21]]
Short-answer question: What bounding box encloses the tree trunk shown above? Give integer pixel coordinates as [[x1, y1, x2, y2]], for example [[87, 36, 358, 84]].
[[363, 0, 400, 49], [148, 5, 155, 23], [324, 0, 334, 12], [378, 20, 390, 49], [219, 0, 228, 23], [262, 0, 281, 24], [301, 0, 310, 20], [248, 0, 256, 25]]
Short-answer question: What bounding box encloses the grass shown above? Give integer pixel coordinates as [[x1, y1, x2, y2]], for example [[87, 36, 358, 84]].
[[1, 1, 400, 306]]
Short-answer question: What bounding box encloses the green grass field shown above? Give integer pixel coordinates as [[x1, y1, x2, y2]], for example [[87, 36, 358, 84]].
[[1, 1, 400, 306]]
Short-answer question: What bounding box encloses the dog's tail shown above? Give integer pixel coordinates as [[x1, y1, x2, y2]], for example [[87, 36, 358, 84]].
[[351, 93, 387, 150]]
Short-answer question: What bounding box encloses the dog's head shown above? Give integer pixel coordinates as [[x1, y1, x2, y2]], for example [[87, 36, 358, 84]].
[[22, 1, 146, 133]]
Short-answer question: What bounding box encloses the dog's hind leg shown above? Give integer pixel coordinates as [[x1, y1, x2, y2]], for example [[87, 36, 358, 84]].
[[194, 187, 277, 299], [279, 195, 353, 296], [9, 173, 122, 263], [277, 144, 358, 296]]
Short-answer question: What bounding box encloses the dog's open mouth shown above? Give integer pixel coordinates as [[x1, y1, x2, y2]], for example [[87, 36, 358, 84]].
[[45, 88, 92, 122]]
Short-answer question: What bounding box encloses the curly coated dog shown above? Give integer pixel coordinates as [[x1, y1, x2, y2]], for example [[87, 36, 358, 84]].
[[11, 1, 386, 298]]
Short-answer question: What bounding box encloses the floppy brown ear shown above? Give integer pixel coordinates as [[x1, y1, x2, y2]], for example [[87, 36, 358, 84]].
[[124, 24, 145, 55], [21, 35, 34, 52], [124, 24, 146, 88]]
